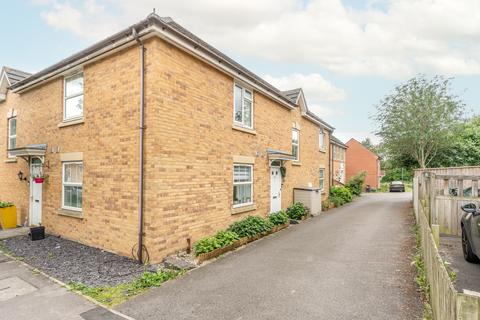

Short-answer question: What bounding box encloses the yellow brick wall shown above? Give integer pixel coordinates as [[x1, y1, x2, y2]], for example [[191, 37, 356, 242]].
[[0, 36, 331, 262]]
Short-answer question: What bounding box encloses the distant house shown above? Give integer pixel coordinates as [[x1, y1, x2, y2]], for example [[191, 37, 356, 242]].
[[330, 135, 347, 185], [345, 138, 381, 190]]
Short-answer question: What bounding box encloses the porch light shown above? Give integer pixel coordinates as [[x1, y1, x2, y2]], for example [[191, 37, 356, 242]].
[[17, 171, 26, 181]]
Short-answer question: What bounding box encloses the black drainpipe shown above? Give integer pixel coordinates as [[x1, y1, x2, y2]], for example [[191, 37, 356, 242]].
[[133, 28, 145, 264]]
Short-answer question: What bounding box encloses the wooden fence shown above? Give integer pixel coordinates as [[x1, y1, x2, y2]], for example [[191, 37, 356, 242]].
[[414, 168, 480, 236], [414, 167, 480, 319]]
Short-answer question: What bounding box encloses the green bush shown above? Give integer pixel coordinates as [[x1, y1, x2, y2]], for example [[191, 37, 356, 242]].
[[346, 171, 367, 196], [227, 216, 273, 238], [194, 230, 239, 256], [286, 202, 309, 220], [322, 199, 331, 210], [0, 201, 13, 208], [268, 210, 289, 226], [329, 186, 353, 203], [329, 195, 345, 207]]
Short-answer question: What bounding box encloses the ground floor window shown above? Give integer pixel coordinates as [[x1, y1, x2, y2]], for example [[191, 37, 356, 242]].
[[62, 161, 83, 210], [233, 164, 253, 207], [319, 168, 325, 191]]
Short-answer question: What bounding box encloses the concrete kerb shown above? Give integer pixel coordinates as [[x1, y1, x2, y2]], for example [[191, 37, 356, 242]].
[[0, 249, 137, 320]]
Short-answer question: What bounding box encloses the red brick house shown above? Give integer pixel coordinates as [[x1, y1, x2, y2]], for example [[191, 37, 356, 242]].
[[345, 138, 381, 190]]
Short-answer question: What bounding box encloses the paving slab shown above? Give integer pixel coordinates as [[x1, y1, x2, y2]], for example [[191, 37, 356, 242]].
[[117, 193, 422, 320], [0, 253, 133, 320]]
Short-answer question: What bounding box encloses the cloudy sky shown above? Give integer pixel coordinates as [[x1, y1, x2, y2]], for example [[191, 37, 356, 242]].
[[1, 0, 479, 143]]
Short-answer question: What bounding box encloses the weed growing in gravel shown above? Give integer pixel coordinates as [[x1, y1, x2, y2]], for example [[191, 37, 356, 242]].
[[411, 224, 433, 320], [69, 269, 183, 306]]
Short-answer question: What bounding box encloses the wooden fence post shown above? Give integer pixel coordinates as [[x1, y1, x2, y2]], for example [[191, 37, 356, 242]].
[[432, 224, 440, 247]]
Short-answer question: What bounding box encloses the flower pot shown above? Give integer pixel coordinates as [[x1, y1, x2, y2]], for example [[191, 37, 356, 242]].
[[34, 178, 44, 184], [29, 226, 45, 241]]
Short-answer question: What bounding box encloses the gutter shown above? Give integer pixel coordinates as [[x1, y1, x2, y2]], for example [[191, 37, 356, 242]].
[[133, 27, 146, 264]]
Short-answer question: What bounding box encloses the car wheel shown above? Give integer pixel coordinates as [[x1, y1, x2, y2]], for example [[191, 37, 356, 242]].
[[462, 227, 479, 263]]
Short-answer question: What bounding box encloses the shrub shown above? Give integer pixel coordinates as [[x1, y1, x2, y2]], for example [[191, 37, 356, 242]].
[[286, 202, 309, 220], [329, 195, 345, 207], [194, 230, 239, 256], [330, 186, 353, 203], [227, 216, 273, 238], [268, 210, 289, 226], [346, 171, 367, 196], [321, 199, 331, 210], [0, 202, 13, 208]]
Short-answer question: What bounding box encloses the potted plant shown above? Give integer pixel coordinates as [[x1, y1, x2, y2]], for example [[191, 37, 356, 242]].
[[33, 174, 46, 184]]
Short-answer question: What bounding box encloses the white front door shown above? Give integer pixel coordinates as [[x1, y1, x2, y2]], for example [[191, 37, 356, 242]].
[[29, 158, 42, 225], [270, 167, 282, 213]]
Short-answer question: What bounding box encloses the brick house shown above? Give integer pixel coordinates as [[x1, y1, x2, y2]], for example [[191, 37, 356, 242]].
[[345, 138, 381, 190], [0, 14, 335, 263], [330, 135, 347, 185]]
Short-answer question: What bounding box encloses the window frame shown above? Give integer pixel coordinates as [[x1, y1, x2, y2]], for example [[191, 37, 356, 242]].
[[319, 129, 325, 151], [319, 168, 325, 191], [233, 83, 254, 129], [62, 161, 83, 211], [292, 128, 300, 162], [7, 116, 16, 157], [63, 72, 84, 121], [232, 163, 254, 208]]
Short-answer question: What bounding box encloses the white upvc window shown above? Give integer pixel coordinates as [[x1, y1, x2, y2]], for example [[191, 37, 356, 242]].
[[233, 164, 253, 207], [319, 129, 325, 151], [319, 168, 325, 191], [64, 73, 84, 121], [62, 161, 83, 211], [292, 129, 299, 161], [233, 84, 253, 128], [333, 145, 337, 160], [7, 117, 16, 157]]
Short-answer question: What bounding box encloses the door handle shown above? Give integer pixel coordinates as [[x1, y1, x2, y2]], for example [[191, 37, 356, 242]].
[[272, 196, 277, 199]]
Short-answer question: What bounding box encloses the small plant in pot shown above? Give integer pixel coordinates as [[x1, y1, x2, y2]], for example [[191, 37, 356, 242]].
[[33, 174, 47, 184]]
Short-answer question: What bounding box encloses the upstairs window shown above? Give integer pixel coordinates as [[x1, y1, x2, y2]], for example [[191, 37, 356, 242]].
[[292, 129, 299, 161], [233, 84, 253, 128], [64, 73, 84, 121], [7, 117, 16, 157], [319, 129, 325, 151]]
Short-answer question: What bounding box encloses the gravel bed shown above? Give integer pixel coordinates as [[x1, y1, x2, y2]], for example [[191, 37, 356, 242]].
[[0, 235, 155, 287]]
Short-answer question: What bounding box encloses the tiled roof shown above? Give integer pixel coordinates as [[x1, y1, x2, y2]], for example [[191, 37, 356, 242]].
[[331, 135, 347, 148], [281, 88, 302, 104], [2, 67, 31, 85]]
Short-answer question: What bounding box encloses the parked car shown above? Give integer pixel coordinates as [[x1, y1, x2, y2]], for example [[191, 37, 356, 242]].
[[389, 181, 405, 192], [460, 203, 480, 263]]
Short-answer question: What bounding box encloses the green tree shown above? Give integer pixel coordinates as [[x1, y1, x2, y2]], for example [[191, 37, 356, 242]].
[[374, 76, 465, 168], [429, 116, 480, 167]]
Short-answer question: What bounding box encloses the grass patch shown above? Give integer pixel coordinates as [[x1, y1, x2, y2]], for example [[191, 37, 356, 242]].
[[70, 269, 183, 307], [411, 224, 433, 320]]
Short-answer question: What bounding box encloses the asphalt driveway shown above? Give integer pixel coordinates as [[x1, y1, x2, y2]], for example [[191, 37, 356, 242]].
[[117, 193, 422, 320]]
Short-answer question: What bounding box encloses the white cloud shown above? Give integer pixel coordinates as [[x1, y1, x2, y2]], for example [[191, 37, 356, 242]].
[[33, 0, 480, 77], [263, 73, 346, 120]]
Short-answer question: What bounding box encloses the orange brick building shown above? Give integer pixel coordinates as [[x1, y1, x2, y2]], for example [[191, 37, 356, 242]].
[[345, 138, 381, 190], [0, 14, 336, 263]]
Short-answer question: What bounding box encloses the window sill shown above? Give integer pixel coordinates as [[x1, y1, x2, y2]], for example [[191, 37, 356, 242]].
[[4, 158, 17, 163], [232, 125, 256, 135], [319, 149, 327, 153], [292, 162, 301, 166], [58, 118, 84, 128], [231, 204, 257, 215], [58, 208, 83, 219]]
